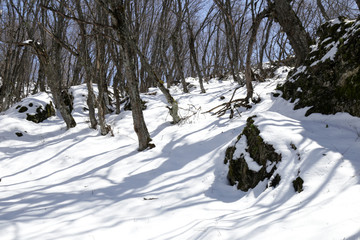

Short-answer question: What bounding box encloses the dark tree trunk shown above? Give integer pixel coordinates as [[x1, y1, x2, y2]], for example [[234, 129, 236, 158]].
[[123, 47, 152, 151], [188, 31, 206, 93], [172, 0, 188, 93], [109, 3, 153, 151], [272, 0, 312, 66], [316, 0, 330, 21], [38, 63, 46, 92], [171, 33, 188, 93], [356, 0, 360, 11], [259, 19, 273, 75], [245, 9, 269, 101], [112, 70, 122, 114], [75, 0, 97, 129]]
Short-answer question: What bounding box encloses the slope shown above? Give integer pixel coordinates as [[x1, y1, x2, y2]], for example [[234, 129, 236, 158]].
[[0, 67, 359, 239]]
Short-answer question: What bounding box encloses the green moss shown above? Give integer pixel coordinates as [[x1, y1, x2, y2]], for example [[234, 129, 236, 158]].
[[293, 177, 304, 193], [279, 17, 360, 117], [269, 174, 281, 188], [224, 146, 236, 164], [225, 116, 281, 191]]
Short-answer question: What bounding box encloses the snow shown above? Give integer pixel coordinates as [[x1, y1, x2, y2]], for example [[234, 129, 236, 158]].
[[22, 39, 33, 44], [1, 69, 360, 240], [234, 136, 262, 172]]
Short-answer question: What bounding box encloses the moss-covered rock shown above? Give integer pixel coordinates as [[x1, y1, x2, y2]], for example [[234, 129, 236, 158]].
[[225, 116, 282, 191], [124, 98, 147, 111], [15, 132, 23, 137], [18, 106, 28, 113], [269, 174, 281, 188], [278, 17, 360, 117], [26, 101, 56, 123], [293, 177, 304, 193]]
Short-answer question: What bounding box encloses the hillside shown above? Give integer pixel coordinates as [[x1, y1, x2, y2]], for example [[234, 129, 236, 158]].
[[1, 66, 359, 240]]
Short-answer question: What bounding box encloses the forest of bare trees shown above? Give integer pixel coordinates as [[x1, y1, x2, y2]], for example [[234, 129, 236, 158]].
[[0, 0, 359, 150]]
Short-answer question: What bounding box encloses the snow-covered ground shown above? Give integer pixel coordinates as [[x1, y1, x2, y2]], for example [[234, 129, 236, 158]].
[[1, 67, 359, 240]]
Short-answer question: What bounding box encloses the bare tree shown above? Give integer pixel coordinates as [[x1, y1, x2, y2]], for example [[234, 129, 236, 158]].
[[74, 0, 98, 129], [269, 0, 312, 66], [99, 1, 153, 150], [184, 1, 215, 94], [214, 0, 249, 84], [171, 0, 189, 93], [20, 1, 77, 129], [317, 0, 330, 21]]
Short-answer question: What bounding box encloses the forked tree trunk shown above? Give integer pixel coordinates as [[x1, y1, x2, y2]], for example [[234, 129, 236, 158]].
[[110, 3, 153, 151], [171, 33, 188, 93]]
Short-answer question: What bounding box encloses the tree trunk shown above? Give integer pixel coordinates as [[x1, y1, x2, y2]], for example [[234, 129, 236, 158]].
[[110, 3, 153, 151], [75, 0, 97, 129], [95, 7, 110, 136], [188, 30, 206, 93], [259, 19, 273, 75], [356, 0, 360, 11], [171, 33, 188, 93], [172, 0, 188, 93], [245, 9, 269, 101], [123, 47, 152, 151], [272, 0, 312, 66], [316, 0, 330, 21]]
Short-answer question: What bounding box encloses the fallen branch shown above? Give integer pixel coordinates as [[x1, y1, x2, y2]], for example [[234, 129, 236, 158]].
[[203, 87, 252, 118]]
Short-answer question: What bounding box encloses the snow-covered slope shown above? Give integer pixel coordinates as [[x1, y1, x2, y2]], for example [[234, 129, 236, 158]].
[[1, 68, 359, 240]]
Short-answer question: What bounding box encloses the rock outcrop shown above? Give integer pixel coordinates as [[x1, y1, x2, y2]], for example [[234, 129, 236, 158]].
[[224, 116, 282, 191], [278, 17, 360, 117]]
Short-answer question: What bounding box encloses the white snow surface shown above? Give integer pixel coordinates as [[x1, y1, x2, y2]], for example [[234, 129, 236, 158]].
[[1, 71, 360, 240]]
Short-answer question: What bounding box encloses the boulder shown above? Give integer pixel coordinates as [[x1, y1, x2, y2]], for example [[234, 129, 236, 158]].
[[278, 17, 360, 117], [224, 116, 282, 191]]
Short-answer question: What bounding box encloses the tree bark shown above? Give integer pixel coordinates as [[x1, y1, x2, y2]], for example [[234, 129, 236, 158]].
[[75, 0, 97, 129], [271, 0, 312, 66], [188, 30, 206, 93], [95, 4, 111, 136], [171, 0, 188, 93], [316, 0, 330, 21], [110, 3, 153, 151], [356, 0, 360, 11], [123, 46, 152, 151], [245, 9, 269, 101]]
